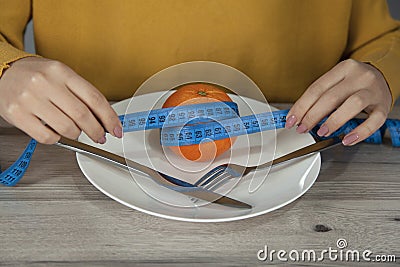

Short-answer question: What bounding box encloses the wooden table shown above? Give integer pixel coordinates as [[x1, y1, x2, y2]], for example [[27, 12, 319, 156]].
[[1, 104, 399, 266]]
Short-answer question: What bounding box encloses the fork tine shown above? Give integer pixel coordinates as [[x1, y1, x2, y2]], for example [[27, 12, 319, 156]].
[[191, 168, 229, 204], [199, 164, 245, 193], [191, 165, 243, 204], [194, 165, 227, 186], [197, 169, 224, 187], [196, 162, 243, 188], [204, 172, 233, 190], [192, 172, 235, 203]]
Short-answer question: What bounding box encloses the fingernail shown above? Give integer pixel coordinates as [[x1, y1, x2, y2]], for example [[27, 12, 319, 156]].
[[342, 133, 359, 146], [317, 125, 329, 136], [113, 126, 123, 138], [98, 135, 106, 144], [285, 115, 297, 129], [296, 124, 308, 134]]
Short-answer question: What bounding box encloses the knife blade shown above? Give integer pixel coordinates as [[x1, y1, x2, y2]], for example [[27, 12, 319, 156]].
[[56, 136, 252, 209]]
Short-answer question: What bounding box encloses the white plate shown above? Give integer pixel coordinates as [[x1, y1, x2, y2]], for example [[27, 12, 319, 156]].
[[76, 92, 321, 222]]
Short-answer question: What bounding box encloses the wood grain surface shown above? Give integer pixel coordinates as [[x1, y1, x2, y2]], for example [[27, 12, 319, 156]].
[[0, 104, 399, 266]]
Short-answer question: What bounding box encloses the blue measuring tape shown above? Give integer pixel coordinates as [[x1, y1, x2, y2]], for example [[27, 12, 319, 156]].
[[159, 109, 287, 146], [119, 101, 239, 132], [1, 101, 400, 186], [0, 139, 37, 186]]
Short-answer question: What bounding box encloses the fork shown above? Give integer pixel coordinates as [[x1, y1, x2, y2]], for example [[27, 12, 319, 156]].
[[193, 134, 345, 191]]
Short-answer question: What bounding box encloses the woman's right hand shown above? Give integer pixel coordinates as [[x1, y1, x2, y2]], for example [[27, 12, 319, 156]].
[[0, 57, 122, 144]]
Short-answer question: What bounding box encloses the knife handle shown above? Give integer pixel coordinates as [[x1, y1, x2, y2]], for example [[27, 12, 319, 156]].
[[56, 136, 165, 182]]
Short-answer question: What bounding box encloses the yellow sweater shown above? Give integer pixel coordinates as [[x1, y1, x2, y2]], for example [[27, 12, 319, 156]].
[[1, 0, 399, 103]]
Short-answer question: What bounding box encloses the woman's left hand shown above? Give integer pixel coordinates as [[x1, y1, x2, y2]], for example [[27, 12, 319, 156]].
[[285, 59, 392, 146]]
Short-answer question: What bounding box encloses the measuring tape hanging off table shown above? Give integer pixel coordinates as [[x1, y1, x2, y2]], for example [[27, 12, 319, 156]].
[[1, 101, 400, 186]]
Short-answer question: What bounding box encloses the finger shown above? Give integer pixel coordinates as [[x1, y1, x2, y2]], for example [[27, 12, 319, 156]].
[[317, 89, 371, 137], [342, 107, 387, 146], [295, 79, 355, 134], [33, 101, 81, 140], [286, 62, 347, 129], [64, 72, 122, 138], [47, 86, 107, 143], [13, 113, 60, 144]]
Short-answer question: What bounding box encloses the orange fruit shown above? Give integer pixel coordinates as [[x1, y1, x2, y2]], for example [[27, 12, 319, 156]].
[[162, 83, 236, 161]]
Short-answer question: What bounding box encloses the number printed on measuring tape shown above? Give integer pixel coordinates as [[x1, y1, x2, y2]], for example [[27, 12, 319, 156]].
[[0, 139, 37, 186], [160, 110, 287, 146], [119, 101, 239, 132], [1, 101, 400, 186]]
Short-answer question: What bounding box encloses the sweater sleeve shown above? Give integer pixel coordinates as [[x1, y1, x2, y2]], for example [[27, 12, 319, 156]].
[[0, 0, 38, 77], [345, 0, 400, 106]]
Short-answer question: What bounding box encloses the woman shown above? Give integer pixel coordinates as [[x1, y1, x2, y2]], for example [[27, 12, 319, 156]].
[[0, 0, 399, 146]]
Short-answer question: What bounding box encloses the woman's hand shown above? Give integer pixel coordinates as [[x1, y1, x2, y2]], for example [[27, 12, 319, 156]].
[[285, 59, 392, 146], [0, 57, 122, 144]]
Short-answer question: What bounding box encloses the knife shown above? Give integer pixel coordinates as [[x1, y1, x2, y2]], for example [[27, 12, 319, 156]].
[[56, 136, 252, 209], [241, 133, 346, 176]]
